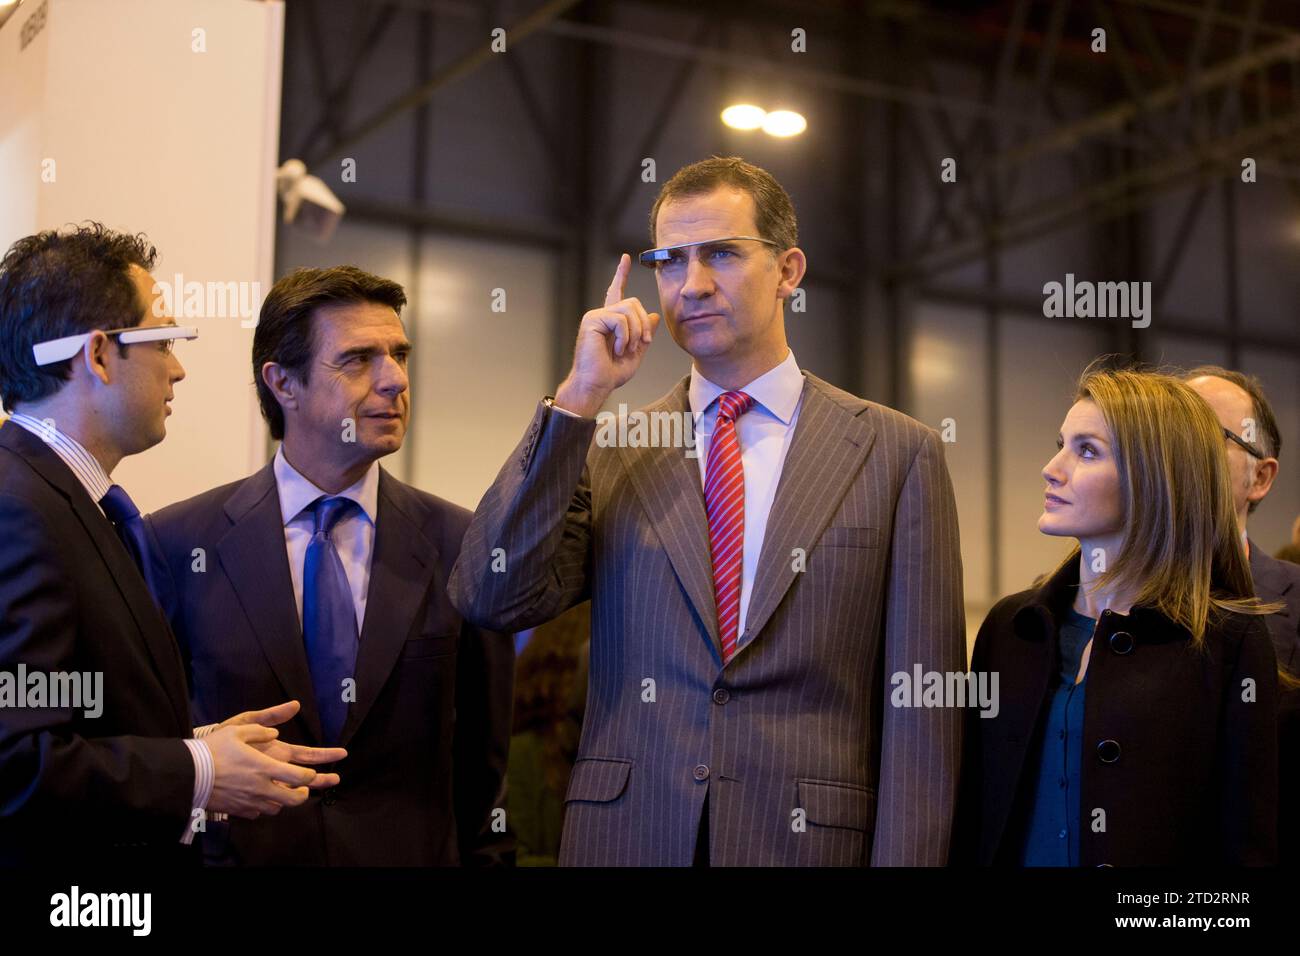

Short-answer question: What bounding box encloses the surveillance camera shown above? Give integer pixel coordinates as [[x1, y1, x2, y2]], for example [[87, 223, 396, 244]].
[[276, 158, 345, 244]]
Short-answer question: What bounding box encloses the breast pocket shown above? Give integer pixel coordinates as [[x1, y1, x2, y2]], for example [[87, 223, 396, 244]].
[[818, 525, 881, 550], [399, 633, 458, 660]]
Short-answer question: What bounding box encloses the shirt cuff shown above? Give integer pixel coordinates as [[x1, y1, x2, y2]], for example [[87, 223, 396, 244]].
[[192, 723, 218, 738], [179, 737, 215, 844], [545, 396, 584, 419]]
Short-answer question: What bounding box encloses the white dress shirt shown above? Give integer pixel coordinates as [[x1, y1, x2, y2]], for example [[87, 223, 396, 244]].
[[273, 445, 379, 633], [5, 412, 212, 842], [688, 350, 805, 640], [549, 351, 806, 642]]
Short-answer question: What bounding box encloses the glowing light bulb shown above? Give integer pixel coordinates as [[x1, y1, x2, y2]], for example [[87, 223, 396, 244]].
[[721, 104, 767, 130], [762, 110, 807, 137]]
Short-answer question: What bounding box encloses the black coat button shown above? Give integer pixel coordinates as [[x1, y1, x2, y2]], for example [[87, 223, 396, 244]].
[[1109, 631, 1134, 655], [1096, 739, 1121, 763], [693, 764, 710, 781], [323, 790, 337, 806], [712, 688, 730, 705]]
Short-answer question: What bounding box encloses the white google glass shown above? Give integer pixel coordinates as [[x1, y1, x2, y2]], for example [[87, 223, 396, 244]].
[[638, 235, 779, 267], [32, 325, 199, 367]]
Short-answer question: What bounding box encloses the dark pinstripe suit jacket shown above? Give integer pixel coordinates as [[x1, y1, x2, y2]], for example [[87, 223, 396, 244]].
[[449, 371, 966, 865]]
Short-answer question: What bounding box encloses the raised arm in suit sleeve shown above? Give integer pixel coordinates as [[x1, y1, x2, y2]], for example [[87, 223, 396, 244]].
[[448, 400, 599, 633], [0, 495, 195, 842], [452, 615, 515, 867], [869, 429, 966, 866]]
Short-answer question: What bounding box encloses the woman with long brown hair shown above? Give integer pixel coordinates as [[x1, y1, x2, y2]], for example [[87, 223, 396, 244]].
[[954, 364, 1280, 866]]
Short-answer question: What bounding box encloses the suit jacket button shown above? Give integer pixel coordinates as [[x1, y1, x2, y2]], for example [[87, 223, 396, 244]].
[[1109, 631, 1134, 655], [693, 764, 710, 782], [323, 789, 338, 806], [1096, 739, 1121, 763], [712, 688, 730, 705]]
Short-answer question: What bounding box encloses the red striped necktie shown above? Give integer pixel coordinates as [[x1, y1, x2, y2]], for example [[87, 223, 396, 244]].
[[704, 390, 755, 662]]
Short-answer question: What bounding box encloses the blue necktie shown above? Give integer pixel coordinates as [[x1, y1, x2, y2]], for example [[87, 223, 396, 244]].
[[302, 496, 359, 744], [100, 484, 167, 609]]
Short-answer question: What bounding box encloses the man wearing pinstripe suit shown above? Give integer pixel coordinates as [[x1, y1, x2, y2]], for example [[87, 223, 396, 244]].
[[450, 157, 965, 866]]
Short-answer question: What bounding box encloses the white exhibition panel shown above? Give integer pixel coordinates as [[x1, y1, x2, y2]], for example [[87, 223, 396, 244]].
[[0, 0, 284, 512]]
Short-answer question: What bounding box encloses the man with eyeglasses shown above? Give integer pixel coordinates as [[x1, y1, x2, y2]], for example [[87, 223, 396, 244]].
[[1184, 368, 1299, 668], [1185, 365, 1300, 864], [450, 157, 965, 866], [0, 224, 346, 865]]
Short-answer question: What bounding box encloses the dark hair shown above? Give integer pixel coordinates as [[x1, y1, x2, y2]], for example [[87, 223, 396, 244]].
[[0, 223, 156, 411], [1183, 365, 1282, 515], [648, 156, 798, 252], [253, 265, 407, 440]]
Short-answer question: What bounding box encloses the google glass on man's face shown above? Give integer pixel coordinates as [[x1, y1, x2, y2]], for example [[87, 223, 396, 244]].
[[32, 325, 199, 366], [638, 235, 779, 268]]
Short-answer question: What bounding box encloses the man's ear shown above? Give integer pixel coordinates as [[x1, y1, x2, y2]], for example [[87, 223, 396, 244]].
[[776, 247, 807, 300], [261, 361, 300, 414], [82, 331, 112, 386], [1248, 457, 1280, 505]]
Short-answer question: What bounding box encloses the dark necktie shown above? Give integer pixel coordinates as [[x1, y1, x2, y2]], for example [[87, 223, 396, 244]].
[[100, 484, 167, 608], [303, 496, 359, 744]]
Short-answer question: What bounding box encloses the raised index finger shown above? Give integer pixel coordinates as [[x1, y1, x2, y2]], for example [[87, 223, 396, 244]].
[[605, 253, 630, 308]]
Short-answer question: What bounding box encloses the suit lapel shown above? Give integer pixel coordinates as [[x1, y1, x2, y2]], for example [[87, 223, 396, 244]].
[[735, 375, 877, 655], [0, 424, 191, 730], [340, 470, 439, 747], [216, 463, 325, 743], [68, 479, 194, 731], [616, 379, 723, 662]]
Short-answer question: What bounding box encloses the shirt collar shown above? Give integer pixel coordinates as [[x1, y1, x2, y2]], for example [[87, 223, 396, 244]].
[[6, 412, 114, 504], [273, 444, 379, 527], [688, 350, 804, 424]]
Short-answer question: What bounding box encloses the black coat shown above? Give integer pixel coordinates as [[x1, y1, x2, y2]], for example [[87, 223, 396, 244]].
[[0, 422, 198, 866], [146, 462, 514, 866], [954, 557, 1278, 866]]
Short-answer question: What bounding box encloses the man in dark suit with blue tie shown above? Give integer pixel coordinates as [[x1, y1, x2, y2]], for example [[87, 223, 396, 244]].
[[147, 266, 512, 866], [1186, 367, 1300, 863], [0, 225, 347, 865]]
